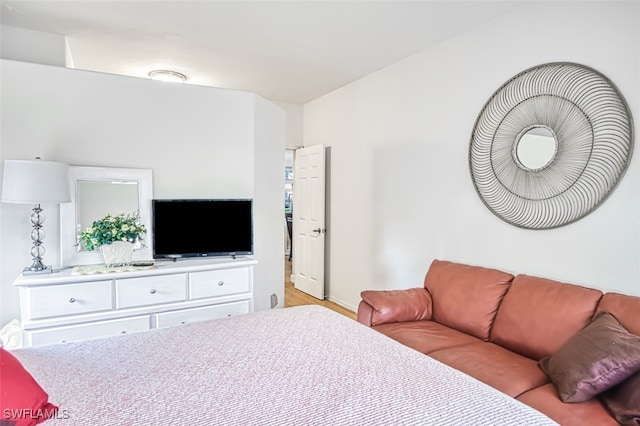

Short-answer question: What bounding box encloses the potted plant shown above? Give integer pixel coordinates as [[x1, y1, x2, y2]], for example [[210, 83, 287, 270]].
[[79, 211, 146, 266]]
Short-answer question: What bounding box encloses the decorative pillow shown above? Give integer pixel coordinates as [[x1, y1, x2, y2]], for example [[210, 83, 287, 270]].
[[0, 348, 58, 426], [538, 312, 640, 403], [600, 371, 640, 426]]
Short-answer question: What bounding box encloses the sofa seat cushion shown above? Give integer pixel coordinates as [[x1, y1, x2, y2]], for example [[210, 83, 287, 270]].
[[424, 260, 513, 341], [490, 274, 603, 360], [517, 383, 618, 426], [373, 320, 482, 354], [428, 342, 549, 398]]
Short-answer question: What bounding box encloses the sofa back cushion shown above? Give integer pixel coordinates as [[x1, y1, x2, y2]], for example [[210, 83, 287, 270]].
[[596, 292, 640, 335], [490, 274, 602, 360], [423, 259, 513, 341]]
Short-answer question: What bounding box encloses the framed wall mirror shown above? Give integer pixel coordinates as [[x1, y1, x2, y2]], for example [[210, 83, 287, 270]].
[[60, 166, 153, 266]]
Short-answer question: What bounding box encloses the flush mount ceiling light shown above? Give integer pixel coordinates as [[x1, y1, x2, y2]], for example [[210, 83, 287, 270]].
[[148, 70, 187, 83]]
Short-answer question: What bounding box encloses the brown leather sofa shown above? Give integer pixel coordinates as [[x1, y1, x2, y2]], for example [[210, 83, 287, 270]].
[[357, 259, 640, 426]]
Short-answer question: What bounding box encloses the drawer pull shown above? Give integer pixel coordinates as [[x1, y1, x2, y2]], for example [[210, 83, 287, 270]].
[[218, 281, 224, 286], [69, 297, 76, 303], [149, 289, 157, 294], [121, 331, 127, 334], [180, 321, 186, 325]]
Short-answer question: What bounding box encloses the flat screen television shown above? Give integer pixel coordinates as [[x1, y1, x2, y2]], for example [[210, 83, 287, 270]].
[[152, 199, 253, 259]]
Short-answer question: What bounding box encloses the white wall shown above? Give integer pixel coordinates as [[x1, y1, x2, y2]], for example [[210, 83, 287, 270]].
[[0, 60, 284, 325], [254, 97, 286, 310], [273, 101, 303, 149], [0, 25, 67, 66], [304, 2, 640, 311]]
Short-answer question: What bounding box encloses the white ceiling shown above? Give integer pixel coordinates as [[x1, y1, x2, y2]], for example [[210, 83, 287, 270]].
[[1, 1, 524, 104]]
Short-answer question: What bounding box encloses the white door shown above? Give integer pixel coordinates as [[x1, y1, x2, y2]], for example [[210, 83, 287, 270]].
[[292, 144, 326, 300]]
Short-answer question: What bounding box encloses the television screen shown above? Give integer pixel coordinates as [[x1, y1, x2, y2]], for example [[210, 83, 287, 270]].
[[152, 199, 253, 259]]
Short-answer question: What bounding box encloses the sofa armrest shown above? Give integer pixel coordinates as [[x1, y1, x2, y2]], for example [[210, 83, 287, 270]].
[[357, 288, 433, 326]]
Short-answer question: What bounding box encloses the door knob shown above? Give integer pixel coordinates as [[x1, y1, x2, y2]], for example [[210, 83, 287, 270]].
[[313, 228, 325, 234]]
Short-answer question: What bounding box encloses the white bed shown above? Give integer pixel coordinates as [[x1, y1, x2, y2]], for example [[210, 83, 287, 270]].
[[12, 305, 557, 425]]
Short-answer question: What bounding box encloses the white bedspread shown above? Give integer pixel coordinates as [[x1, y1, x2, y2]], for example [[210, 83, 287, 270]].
[[13, 305, 557, 425]]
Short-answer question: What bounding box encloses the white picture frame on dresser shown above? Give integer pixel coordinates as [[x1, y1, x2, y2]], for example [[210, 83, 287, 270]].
[[14, 257, 257, 347]]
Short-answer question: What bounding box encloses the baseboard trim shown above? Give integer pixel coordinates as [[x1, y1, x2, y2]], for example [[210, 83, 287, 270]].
[[326, 295, 357, 313]]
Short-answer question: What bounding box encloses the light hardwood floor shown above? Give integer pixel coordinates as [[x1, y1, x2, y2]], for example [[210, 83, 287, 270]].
[[284, 257, 357, 320]]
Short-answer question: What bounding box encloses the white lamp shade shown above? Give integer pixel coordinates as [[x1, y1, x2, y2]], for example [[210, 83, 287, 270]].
[[1, 159, 71, 204]]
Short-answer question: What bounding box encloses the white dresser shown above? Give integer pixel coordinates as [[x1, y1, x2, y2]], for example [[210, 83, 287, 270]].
[[14, 257, 257, 347]]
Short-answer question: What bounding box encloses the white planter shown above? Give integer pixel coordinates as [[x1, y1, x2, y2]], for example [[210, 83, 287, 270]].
[[101, 241, 134, 267]]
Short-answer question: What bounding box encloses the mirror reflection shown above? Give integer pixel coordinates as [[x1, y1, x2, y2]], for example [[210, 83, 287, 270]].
[[514, 126, 557, 171], [76, 180, 139, 252]]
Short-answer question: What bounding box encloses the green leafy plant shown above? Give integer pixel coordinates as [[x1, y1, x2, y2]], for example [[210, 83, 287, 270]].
[[79, 212, 146, 251]]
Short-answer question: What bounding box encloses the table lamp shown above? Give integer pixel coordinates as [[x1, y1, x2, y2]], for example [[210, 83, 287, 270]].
[[1, 158, 71, 274]]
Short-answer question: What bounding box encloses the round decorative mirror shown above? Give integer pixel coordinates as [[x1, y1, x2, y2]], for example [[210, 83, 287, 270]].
[[469, 62, 634, 229], [513, 125, 557, 171]]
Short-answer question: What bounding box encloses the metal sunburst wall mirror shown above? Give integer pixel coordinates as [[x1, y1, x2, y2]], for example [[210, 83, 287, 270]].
[[469, 62, 634, 229]]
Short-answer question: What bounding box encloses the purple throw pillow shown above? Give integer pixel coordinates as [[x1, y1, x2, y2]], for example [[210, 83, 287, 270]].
[[600, 371, 640, 426], [538, 312, 640, 403]]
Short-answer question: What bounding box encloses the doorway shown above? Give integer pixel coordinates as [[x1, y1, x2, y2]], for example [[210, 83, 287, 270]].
[[284, 149, 294, 264]]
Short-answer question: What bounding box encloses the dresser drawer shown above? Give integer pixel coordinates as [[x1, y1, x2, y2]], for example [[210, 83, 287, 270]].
[[25, 316, 150, 347], [24, 280, 112, 320], [189, 267, 250, 299], [116, 274, 187, 309], [155, 300, 251, 328]]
